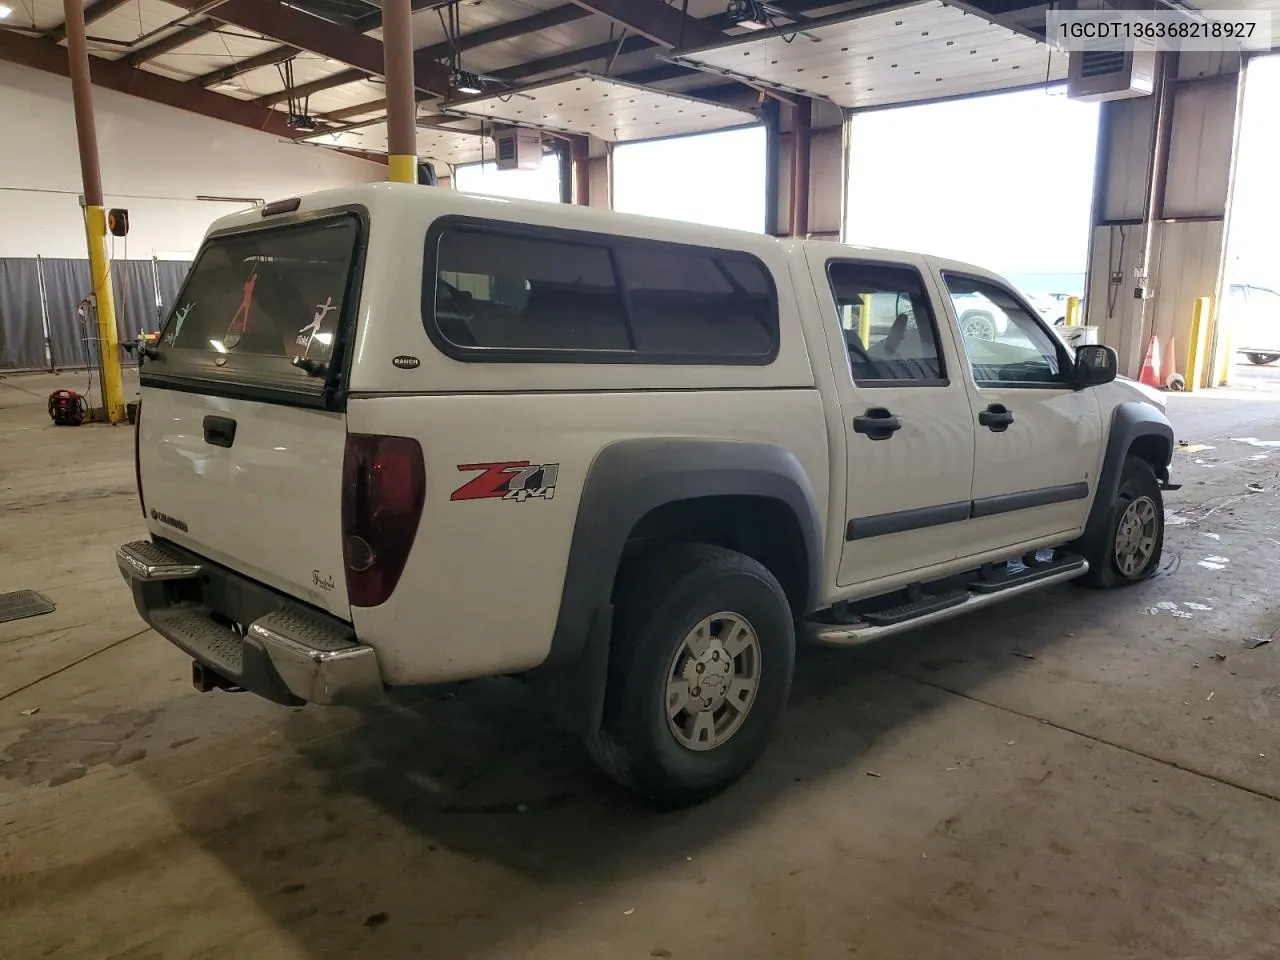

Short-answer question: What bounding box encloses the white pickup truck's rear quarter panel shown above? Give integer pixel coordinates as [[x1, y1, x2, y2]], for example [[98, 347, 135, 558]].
[[347, 390, 829, 685]]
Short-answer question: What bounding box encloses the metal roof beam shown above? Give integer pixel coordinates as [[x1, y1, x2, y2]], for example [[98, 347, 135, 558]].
[[194, 45, 301, 87], [256, 67, 367, 107], [568, 0, 725, 48], [416, 5, 593, 66], [124, 19, 217, 68], [45, 0, 133, 42], [0, 28, 314, 142], [492, 34, 655, 82], [167, 0, 451, 96]]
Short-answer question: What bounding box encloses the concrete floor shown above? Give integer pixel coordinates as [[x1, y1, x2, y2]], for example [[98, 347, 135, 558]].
[[4, 366, 1280, 960]]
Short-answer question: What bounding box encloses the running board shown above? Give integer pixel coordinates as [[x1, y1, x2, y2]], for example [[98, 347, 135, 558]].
[[970, 554, 1087, 594], [805, 560, 1089, 647]]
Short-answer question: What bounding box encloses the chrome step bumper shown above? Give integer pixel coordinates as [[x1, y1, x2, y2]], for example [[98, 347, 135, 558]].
[[805, 559, 1089, 647], [117, 540, 382, 706]]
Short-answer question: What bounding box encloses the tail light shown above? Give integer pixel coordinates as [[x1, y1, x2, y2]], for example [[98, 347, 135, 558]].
[[134, 400, 145, 517], [342, 434, 425, 607]]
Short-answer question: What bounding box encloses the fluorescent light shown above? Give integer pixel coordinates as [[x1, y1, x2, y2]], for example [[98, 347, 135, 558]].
[[0, 5, 13, 20]]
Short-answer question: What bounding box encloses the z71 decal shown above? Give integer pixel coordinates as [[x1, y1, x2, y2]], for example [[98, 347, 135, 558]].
[[451, 461, 560, 503]]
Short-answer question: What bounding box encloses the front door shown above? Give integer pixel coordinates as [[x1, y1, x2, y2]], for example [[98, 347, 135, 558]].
[[937, 271, 1103, 558], [811, 253, 978, 589]]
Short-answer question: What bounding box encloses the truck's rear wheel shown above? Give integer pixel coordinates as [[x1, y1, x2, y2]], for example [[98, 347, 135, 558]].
[[1077, 456, 1164, 588], [586, 544, 794, 807]]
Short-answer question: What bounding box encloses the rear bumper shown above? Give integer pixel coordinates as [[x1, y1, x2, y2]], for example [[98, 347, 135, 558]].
[[117, 540, 383, 706]]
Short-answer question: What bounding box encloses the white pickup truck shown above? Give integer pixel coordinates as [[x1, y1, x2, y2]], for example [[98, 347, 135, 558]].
[[118, 184, 1175, 806]]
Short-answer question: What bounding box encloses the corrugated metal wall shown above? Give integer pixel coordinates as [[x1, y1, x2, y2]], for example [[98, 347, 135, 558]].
[[1086, 61, 1242, 383]]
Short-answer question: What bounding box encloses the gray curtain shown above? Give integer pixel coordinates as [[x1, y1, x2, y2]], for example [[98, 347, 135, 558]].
[[38, 258, 96, 370], [0, 257, 190, 370], [155, 260, 192, 324], [111, 260, 157, 342], [0, 260, 46, 370]]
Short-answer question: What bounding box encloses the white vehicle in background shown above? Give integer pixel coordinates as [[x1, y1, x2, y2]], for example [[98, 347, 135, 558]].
[[952, 291, 1009, 340], [1227, 282, 1280, 365], [117, 184, 1177, 807], [1024, 291, 1069, 327]]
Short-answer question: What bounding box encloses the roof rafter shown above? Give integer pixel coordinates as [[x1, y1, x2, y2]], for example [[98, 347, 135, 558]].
[[567, 0, 725, 48], [124, 19, 218, 68], [195, 45, 302, 88], [0, 28, 342, 146], [45, 0, 133, 42], [165, 0, 451, 96]]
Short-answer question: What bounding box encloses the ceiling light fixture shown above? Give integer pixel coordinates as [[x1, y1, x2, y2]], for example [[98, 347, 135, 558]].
[[726, 0, 771, 31], [452, 70, 484, 96]]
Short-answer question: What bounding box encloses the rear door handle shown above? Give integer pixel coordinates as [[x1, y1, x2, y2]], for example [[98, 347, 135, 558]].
[[978, 403, 1014, 433], [853, 407, 902, 441], [203, 415, 237, 448]]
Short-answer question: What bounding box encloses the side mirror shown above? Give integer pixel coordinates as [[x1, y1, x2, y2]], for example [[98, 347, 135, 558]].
[[1074, 344, 1118, 389]]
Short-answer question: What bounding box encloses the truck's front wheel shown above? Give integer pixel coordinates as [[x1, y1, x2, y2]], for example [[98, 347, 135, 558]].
[[1077, 456, 1165, 588], [587, 544, 794, 807]]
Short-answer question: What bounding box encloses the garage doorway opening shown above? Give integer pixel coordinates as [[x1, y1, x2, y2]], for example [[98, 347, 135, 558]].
[[844, 88, 1100, 319], [1223, 54, 1280, 387], [453, 151, 563, 203], [613, 126, 767, 233]]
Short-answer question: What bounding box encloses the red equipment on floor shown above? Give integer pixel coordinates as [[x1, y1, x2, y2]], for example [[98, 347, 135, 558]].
[[48, 389, 88, 426]]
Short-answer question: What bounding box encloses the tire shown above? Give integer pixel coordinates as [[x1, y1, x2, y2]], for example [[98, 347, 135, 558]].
[[585, 543, 795, 807], [961, 311, 997, 341], [1077, 456, 1164, 588], [1246, 353, 1280, 366]]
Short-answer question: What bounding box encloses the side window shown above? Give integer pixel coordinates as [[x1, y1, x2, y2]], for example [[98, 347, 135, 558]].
[[426, 220, 779, 362], [826, 261, 946, 383], [613, 246, 776, 358], [434, 226, 632, 351], [944, 274, 1067, 386]]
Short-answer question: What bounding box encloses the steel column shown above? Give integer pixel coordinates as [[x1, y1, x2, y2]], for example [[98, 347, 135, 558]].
[[790, 98, 812, 238], [382, 0, 418, 183], [762, 98, 781, 237], [558, 141, 574, 204], [572, 136, 591, 206], [62, 0, 125, 422]]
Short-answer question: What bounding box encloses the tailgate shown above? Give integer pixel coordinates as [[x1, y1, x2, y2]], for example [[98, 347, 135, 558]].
[[137, 211, 363, 619], [138, 391, 349, 617]]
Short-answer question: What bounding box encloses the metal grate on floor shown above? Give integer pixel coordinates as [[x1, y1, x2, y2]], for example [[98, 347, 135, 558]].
[[0, 590, 56, 624]]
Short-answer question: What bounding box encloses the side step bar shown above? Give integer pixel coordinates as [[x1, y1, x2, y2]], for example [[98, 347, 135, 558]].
[[806, 558, 1088, 647]]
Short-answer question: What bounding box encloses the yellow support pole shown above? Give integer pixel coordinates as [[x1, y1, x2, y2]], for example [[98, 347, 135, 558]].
[[382, 0, 417, 184], [1214, 303, 1234, 387], [63, 0, 125, 423], [1065, 296, 1082, 327], [387, 154, 417, 184], [858, 293, 871, 348], [1185, 296, 1212, 393], [83, 204, 126, 422]]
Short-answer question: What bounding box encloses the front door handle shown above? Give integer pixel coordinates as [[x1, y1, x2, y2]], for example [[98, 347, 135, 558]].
[[203, 415, 237, 448], [978, 403, 1015, 433], [853, 407, 902, 441]]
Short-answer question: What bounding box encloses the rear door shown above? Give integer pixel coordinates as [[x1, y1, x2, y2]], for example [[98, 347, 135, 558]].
[[137, 212, 364, 618], [807, 250, 978, 589]]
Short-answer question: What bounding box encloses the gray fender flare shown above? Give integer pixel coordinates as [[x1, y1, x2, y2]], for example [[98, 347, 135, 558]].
[[545, 437, 823, 667], [1081, 401, 1174, 547]]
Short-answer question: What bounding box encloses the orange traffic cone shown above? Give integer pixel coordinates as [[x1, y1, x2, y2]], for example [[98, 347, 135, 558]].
[[1140, 336, 1162, 388], [1161, 334, 1178, 386]]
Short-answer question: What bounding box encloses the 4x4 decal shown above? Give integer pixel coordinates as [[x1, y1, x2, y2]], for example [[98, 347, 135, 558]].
[[451, 461, 559, 503]]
